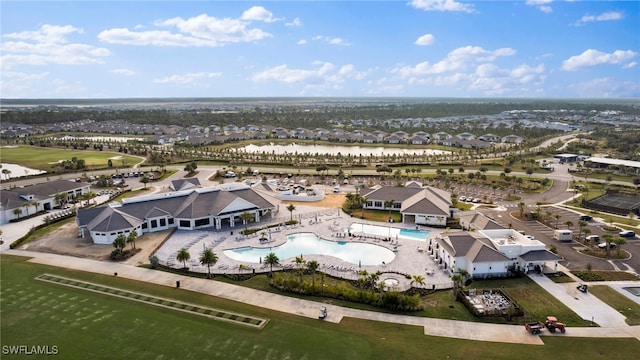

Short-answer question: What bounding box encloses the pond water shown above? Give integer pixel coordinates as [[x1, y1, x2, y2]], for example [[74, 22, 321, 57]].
[[0, 163, 46, 179], [54, 135, 143, 142], [237, 143, 449, 156]]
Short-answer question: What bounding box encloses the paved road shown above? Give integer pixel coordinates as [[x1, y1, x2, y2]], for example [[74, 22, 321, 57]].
[[6, 249, 640, 344]]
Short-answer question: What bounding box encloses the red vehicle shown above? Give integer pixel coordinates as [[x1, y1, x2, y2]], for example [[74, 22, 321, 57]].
[[545, 316, 566, 333]]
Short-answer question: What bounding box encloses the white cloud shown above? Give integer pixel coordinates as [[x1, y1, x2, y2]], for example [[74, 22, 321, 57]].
[[111, 68, 135, 76], [526, 0, 553, 13], [99, 11, 272, 47], [153, 72, 222, 84], [1, 24, 110, 69], [408, 0, 475, 13], [240, 6, 281, 23], [285, 18, 303, 27], [2, 71, 49, 80], [569, 77, 640, 98], [296, 39, 307, 45], [394, 45, 516, 76], [623, 61, 638, 69], [415, 34, 435, 46], [311, 35, 351, 46], [562, 49, 637, 71], [251, 62, 370, 91], [575, 11, 624, 26]]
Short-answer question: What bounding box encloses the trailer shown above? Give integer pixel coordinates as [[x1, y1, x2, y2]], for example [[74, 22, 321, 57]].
[[525, 322, 544, 335], [553, 229, 573, 242]]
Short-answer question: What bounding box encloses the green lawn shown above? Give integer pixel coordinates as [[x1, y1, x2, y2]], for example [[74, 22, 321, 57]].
[[2, 255, 639, 359], [0, 145, 141, 171], [588, 285, 640, 326]]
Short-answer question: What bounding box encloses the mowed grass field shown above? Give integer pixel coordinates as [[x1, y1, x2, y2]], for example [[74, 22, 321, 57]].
[[0, 146, 141, 171], [2, 255, 639, 360]]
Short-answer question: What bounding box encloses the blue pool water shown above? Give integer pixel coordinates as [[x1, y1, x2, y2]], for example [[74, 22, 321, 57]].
[[223, 232, 395, 265], [348, 223, 429, 241]]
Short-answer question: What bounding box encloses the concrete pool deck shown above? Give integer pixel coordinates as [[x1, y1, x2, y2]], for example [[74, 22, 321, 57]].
[[153, 205, 453, 290]]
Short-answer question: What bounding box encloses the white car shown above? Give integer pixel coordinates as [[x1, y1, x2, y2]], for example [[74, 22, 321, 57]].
[[459, 196, 466, 202]]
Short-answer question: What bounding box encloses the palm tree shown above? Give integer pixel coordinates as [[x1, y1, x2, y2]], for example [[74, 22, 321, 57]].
[[113, 234, 127, 255], [518, 202, 525, 218], [612, 236, 627, 256], [264, 252, 280, 277], [199, 248, 218, 278], [554, 214, 561, 229], [410, 274, 426, 289], [286, 204, 296, 222], [22, 202, 31, 217], [583, 228, 593, 246], [294, 255, 306, 286], [577, 220, 587, 241], [360, 195, 367, 219], [126, 229, 137, 249], [239, 211, 253, 233], [176, 248, 191, 270], [384, 199, 395, 222], [601, 234, 613, 257], [306, 260, 319, 288], [13, 208, 22, 220], [564, 220, 574, 230]]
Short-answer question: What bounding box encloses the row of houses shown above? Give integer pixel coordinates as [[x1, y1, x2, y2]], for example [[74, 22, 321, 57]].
[[1, 120, 523, 148]]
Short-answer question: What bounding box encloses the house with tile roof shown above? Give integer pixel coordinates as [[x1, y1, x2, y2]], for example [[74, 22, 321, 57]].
[[77, 184, 279, 244], [361, 185, 452, 226], [1, 180, 90, 224]]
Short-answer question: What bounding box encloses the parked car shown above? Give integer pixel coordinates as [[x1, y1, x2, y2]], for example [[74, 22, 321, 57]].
[[579, 215, 593, 221], [598, 242, 616, 249], [585, 235, 600, 243], [459, 196, 467, 202], [619, 230, 636, 238]]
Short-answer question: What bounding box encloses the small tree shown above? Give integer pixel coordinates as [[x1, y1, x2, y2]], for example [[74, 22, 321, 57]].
[[199, 248, 218, 278], [410, 274, 425, 288], [307, 260, 319, 288], [384, 199, 395, 221], [13, 208, 22, 220], [294, 255, 306, 286], [113, 234, 127, 255], [176, 248, 191, 270]]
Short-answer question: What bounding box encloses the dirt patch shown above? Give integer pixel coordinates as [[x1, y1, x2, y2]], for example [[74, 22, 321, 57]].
[[282, 193, 346, 208], [22, 221, 172, 266]]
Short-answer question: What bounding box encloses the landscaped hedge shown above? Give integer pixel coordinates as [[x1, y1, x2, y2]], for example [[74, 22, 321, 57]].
[[270, 273, 423, 312]]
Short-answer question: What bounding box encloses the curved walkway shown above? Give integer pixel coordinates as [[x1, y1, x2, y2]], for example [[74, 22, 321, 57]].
[[6, 249, 640, 345]]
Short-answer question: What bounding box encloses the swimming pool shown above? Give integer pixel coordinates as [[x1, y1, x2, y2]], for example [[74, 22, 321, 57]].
[[223, 232, 395, 265], [347, 223, 429, 241]]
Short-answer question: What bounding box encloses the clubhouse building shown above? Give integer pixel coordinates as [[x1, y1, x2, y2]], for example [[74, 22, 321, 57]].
[[77, 184, 278, 244]]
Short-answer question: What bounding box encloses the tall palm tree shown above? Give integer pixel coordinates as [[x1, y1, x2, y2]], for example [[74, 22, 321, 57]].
[[286, 204, 296, 222], [294, 255, 306, 286], [554, 214, 561, 229], [22, 202, 31, 217], [306, 260, 319, 287], [13, 208, 22, 219], [577, 220, 587, 241], [360, 195, 367, 219], [127, 229, 137, 249], [199, 248, 218, 278], [239, 211, 253, 233], [176, 248, 191, 270], [384, 199, 395, 222], [518, 202, 526, 218], [263, 252, 280, 277]]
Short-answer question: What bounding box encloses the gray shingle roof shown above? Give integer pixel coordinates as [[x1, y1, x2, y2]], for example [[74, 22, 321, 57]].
[[519, 250, 562, 262]]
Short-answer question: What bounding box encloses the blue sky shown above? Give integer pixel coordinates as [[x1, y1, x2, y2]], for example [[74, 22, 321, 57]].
[[1, 1, 638, 98]]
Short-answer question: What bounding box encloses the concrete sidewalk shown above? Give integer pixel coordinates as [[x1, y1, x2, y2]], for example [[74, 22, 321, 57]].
[[6, 249, 640, 344]]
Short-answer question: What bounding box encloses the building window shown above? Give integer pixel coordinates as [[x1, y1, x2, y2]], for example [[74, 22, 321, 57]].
[[168, 218, 174, 225], [194, 218, 211, 227], [150, 219, 158, 228], [160, 218, 166, 227], [374, 201, 382, 207], [179, 220, 190, 228]]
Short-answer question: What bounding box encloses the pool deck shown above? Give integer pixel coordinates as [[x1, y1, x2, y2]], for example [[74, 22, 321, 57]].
[[154, 205, 453, 290]]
